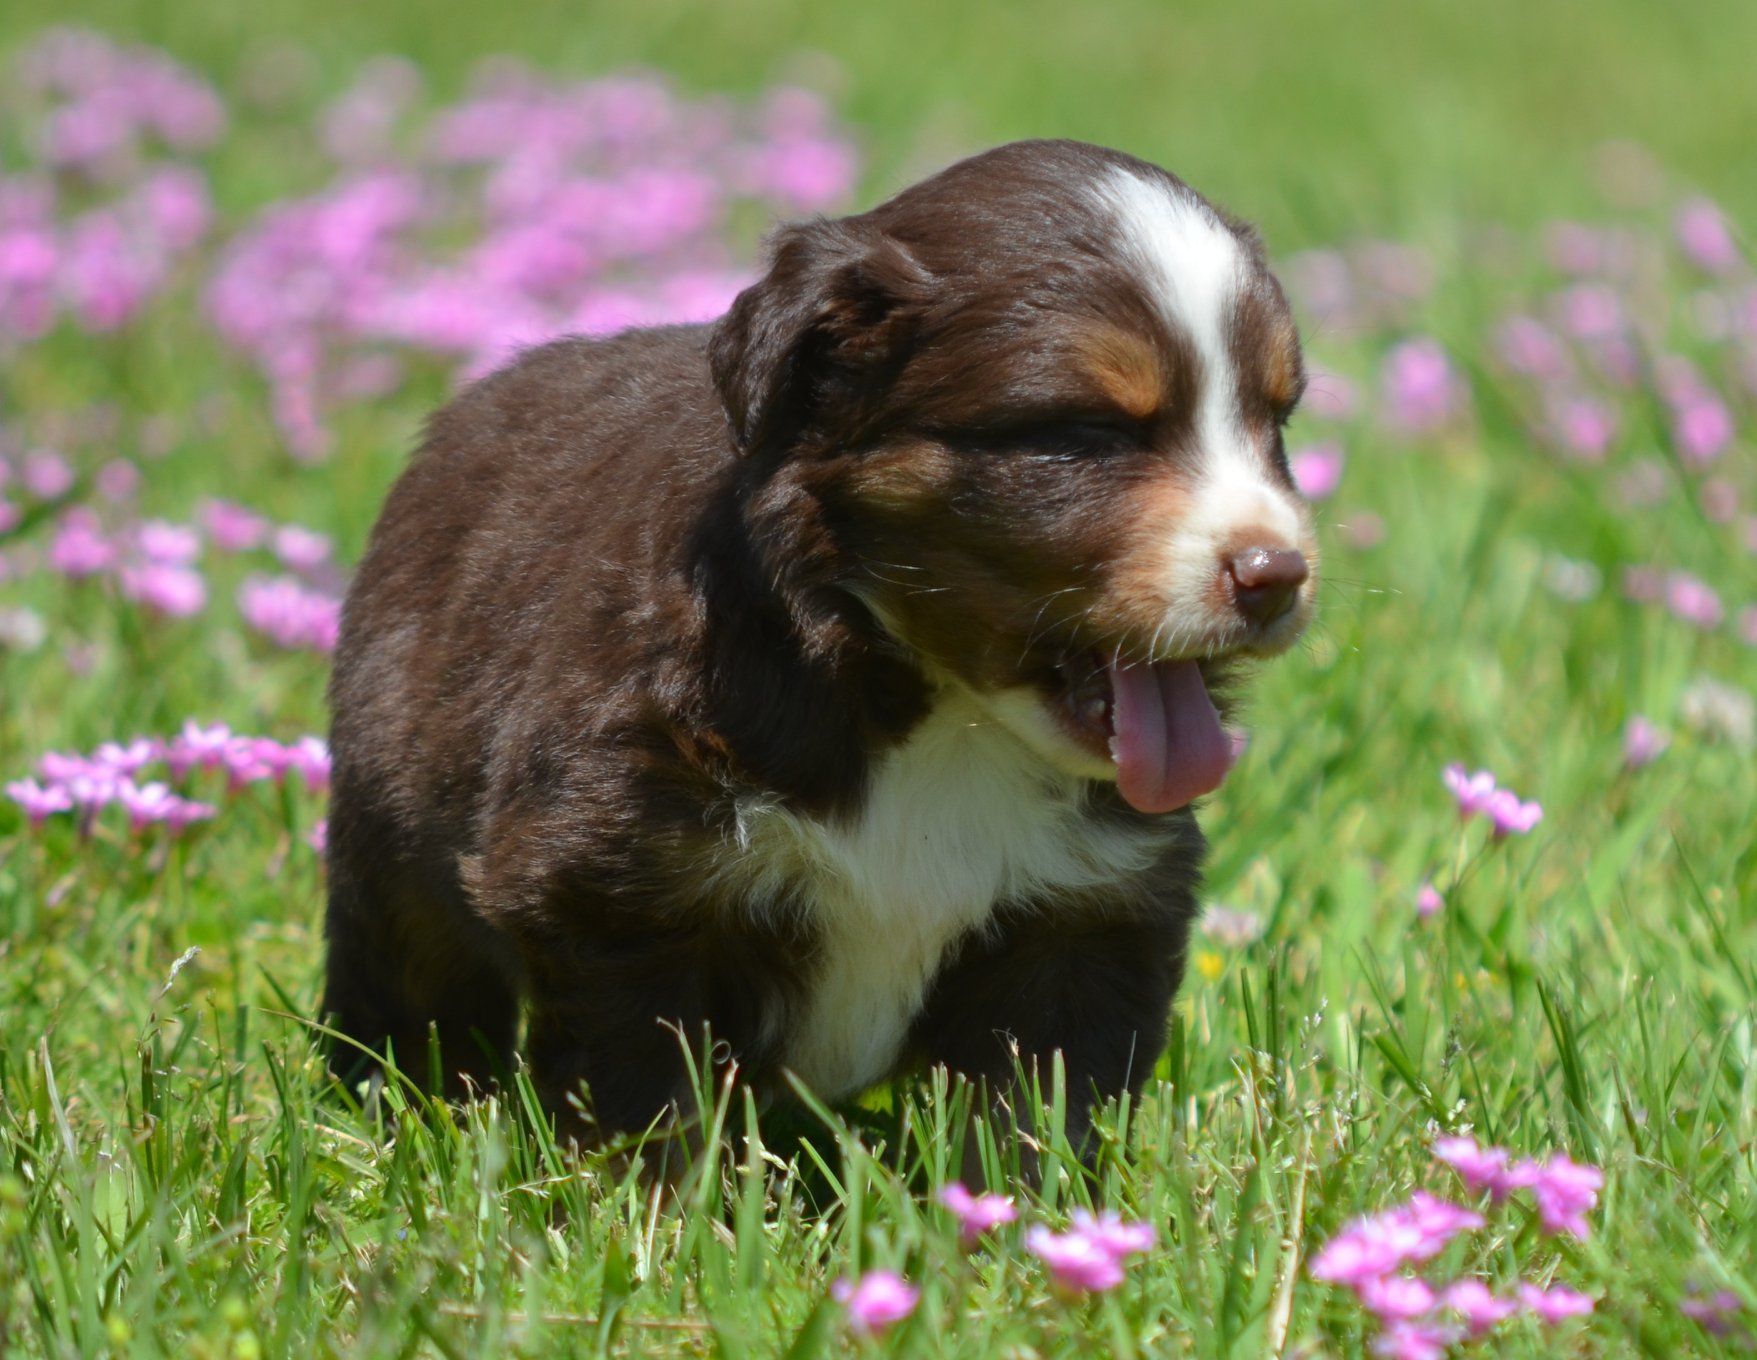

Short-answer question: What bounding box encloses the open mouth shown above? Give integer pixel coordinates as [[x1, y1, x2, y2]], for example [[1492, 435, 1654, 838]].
[[1051, 652, 1235, 814]]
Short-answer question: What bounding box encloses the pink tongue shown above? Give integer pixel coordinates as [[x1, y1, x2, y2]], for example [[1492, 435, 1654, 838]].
[[1107, 660, 1234, 813]]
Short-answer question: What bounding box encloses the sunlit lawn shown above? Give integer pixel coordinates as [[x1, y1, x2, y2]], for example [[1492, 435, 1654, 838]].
[[1, 2, 1754, 1356]]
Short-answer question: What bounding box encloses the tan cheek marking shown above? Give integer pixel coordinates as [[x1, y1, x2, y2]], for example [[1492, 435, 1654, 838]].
[[842, 443, 958, 513], [1085, 473, 1197, 640], [1077, 329, 1166, 422]]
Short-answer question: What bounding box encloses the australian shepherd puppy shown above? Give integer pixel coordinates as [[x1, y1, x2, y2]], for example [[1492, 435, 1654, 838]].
[[322, 139, 1315, 1157]]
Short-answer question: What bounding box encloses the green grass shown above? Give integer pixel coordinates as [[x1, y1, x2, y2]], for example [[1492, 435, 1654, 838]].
[[3, 1, 1756, 1355]]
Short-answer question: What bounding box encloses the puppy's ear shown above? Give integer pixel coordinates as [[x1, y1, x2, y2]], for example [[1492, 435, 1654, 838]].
[[710, 217, 934, 457]]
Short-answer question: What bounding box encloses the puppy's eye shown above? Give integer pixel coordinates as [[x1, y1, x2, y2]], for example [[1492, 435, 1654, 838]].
[[1011, 418, 1137, 456]]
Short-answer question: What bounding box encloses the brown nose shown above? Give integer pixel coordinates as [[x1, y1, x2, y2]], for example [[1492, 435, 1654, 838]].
[[1227, 546, 1308, 625]]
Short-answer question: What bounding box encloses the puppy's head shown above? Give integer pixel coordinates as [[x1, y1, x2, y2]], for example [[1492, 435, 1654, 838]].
[[710, 140, 1315, 813]]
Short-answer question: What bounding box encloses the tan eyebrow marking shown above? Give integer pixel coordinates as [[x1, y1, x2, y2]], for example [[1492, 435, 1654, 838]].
[[1261, 309, 1303, 411], [1075, 327, 1166, 421]]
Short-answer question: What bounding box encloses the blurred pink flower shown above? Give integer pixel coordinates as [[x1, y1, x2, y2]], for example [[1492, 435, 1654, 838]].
[[135, 519, 202, 564], [1290, 441, 1345, 499], [95, 459, 141, 502], [1525, 1154, 1602, 1238], [1622, 716, 1669, 767], [1546, 395, 1616, 461], [1672, 392, 1734, 464], [238, 574, 342, 652], [1665, 571, 1724, 629], [22, 451, 74, 500], [938, 1183, 1017, 1243], [6, 777, 73, 825], [1517, 1283, 1595, 1324], [1495, 315, 1569, 380], [273, 524, 332, 572], [1439, 1280, 1517, 1336], [307, 819, 329, 854], [1357, 1275, 1435, 1324], [1675, 198, 1740, 274], [1441, 765, 1497, 818], [1371, 1322, 1459, 1360], [1484, 788, 1543, 839], [1415, 882, 1444, 919], [1381, 338, 1463, 431], [48, 515, 118, 577], [200, 499, 270, 551], [831, 1271, 917, 1335], [1025, 1225, 1126, 1293], [121, 562, 207, 617]]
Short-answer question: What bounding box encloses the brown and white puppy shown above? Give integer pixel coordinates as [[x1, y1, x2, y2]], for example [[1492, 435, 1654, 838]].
[[322, 139, 1315, 1155]]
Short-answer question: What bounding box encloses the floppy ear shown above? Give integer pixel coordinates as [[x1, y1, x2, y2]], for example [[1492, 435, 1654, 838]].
[[709, 217, 935, 457]]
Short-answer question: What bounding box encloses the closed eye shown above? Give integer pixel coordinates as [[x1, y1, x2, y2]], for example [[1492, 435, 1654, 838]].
[[933, 414, 1144, 457]]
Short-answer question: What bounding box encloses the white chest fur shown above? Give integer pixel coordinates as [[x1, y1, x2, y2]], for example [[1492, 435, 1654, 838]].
[[719, 690, 1170, 1099]]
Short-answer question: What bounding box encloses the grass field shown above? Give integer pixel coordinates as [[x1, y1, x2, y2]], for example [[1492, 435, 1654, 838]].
[[2, 2, 1755, 1356]]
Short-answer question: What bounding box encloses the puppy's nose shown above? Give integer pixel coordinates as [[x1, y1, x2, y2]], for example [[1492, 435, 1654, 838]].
[[1227, 546, 1308, 625]]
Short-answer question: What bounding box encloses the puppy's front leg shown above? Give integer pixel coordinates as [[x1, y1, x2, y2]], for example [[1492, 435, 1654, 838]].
[[911, 909, 1191, 1178]]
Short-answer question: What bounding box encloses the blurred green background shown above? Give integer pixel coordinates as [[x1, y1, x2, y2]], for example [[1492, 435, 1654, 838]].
[[14, 0, 1757, 245]]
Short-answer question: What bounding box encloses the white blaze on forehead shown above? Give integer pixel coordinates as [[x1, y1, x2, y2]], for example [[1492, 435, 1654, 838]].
[[1089, 166, 1308, 649]]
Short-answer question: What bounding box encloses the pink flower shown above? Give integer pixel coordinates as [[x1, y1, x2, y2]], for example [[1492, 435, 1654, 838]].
[[1069, 1209, 1157, 1258], [1483, 789, 1543, 839], [95, 460, 140, 503], [121, 563, 207, 617], [117, 779, 179, 831], [1681, 1287, 1744, 1336], [200, 500, 270, 552], [22, 451, 74, 500], [1441, 765, 1497, 818], [1496, 316, 1569, 380], [1675, 198, 1740, 274], [1371, 1322, 1460, 1360], [307, 819, 329, 854], [92, 739, 160, 775], [273, 524, 332, 572], [1664, 571, 1724, 629], [238, 575, 342, 652], [1525, 1154, 1602, 1238], [1546, 396, 1616, 462], [1672, 393, 1733, 465], [1622, 716, 1669, 768], [938, 1184, 1017, 1243], [1432, 1136, 1515, 1199], [135, 520, 202, 565], [831, 1271, 918, 1335], [7, 778, 74, 825], [1289, 441, 1344, 499], [1311, 1194, 1481, 1288], [1025, 1225, 1127, 1293], [1439, 1279, 1518, 1336], [1358, 1274, 1437, 1323], [1518, 1283, 1595, 1324], [166, 720, 234, 777], [289, 736, 332, 791], [49, 516, 118, 578], [1415, 882, 1444, 919], [1382, 338, 1463, 431]]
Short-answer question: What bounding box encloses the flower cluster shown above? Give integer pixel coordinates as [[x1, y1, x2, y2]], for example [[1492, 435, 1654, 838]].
[[1024, 1210, 1158, 1293], [6, 722, 328, 837], [237, 575, 342, 653], [205, 63, 857, 458], [2, 29, 219, 341], [1431, 1136, 1603, 1236], [1311, 1141, 1601, 1358], [827, 1192, 1155, 1337], [1441, 765, 1543, 838]]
